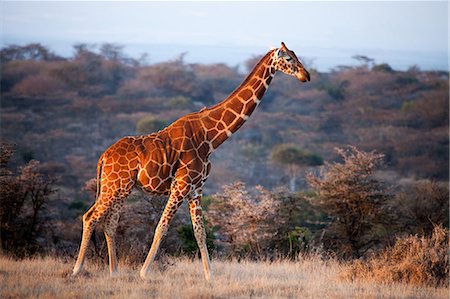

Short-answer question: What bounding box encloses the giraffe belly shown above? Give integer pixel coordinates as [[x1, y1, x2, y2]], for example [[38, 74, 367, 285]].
[[136, 161, 173, 195]]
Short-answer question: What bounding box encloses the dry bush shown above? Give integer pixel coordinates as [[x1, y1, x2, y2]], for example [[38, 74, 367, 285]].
[[307, 146, 390, 258], [401, 90, 449, 129], [0, 145, 56, 255], [119, 60, 198, 98], [206, 182, 279, 257], [1, 60, 43, 91], [12, 73, 67, 96], [191, 63, 237, 80], [393, 180, 449, 235], [343, 225, 449, 287]]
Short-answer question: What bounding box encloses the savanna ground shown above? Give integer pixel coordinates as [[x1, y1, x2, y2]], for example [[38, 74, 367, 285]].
[[0, 255, 447, 299]]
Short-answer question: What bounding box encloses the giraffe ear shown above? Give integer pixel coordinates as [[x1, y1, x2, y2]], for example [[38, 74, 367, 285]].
[[278, 42, 288, 57]]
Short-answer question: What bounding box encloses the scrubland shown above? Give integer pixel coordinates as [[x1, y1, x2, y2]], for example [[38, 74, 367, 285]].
[[1, 43, 448, 299], [0, 254, 447, 299]]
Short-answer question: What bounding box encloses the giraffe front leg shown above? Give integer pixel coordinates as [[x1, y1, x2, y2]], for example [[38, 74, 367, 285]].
[[188, 195, 213, 286], [140, 183, 187, 279]]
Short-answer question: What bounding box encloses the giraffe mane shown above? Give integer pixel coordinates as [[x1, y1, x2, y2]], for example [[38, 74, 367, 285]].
[[204, 49, 275, 112]]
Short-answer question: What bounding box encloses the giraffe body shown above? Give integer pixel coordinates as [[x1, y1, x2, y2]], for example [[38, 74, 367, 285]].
[[72, 42, 310, 284]]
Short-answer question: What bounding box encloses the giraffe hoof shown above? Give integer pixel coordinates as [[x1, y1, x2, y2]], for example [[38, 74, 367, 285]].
[[207, 280, 214, 288], [72, 267, 81, 277], [140, 269, 149, 280]]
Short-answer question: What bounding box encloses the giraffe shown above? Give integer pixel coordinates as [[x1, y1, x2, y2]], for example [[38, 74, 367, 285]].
[[72, 42, 310, 284]]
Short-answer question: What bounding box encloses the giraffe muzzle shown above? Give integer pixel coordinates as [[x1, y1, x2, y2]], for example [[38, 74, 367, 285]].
[[296, 68, 311, 82]]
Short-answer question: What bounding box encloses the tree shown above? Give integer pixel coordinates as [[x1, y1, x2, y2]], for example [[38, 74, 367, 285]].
[[0, 43, 62, 62], [307, 146, 390, 258], [0, 145, 55, 255], [352, 54, 374, 69], [99, 43, 124, 61], [271, 144, 323, 192]]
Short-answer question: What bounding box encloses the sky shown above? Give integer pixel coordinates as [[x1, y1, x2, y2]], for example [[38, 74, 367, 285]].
[[1, 1, 448, 71]]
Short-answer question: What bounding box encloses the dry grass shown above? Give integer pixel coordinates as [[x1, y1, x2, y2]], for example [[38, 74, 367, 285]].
[[0, 254, 448, 299], [343, 226, 449, 288]]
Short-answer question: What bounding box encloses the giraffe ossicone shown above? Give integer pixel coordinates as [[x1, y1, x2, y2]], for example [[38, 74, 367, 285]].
[[72, 42, 310, 284]]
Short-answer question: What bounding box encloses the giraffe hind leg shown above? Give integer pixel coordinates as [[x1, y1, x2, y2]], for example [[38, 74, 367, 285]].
[[103, 202, 123, 276], [73, 154, 106, 276], [73, 192, 131, 277], [188, 195, 213, 286], [72, 203, 100, 276], [72, 190, 122, 273]]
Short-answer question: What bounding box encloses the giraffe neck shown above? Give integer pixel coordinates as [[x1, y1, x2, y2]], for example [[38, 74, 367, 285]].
[[204, 49, 277, 149]]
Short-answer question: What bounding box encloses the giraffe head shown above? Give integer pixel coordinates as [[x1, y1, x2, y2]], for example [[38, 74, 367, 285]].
[[273, 42, 310, 82]]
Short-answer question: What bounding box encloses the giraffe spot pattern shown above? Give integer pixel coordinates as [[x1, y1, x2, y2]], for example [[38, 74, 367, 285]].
[[85, 48, 293, 255], [73, 44, 312, 282]]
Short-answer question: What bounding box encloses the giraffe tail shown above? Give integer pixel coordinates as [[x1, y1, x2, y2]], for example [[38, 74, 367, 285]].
[[95, 153, 105, 201]]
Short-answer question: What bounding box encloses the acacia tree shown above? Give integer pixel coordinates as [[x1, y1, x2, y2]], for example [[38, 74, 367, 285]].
[[271, 144, 323, 192], [352, 54, 375, 69], [307, 146, 390, 258]]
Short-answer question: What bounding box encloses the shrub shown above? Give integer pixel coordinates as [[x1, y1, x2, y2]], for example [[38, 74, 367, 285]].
[[318, 80, 349, 101], [129, 60, 199, 98], [401, 92, 449, 129], [165, 96, 193, 109], [0, 146, 56, 256], [136, 115, 171, 134], [1, 60, 44, 92], [272, 190, 328, 257], [395, 75, 419, 86], [176, 223, 215, 256], [394, 180, 449, 235], [372, 63, 394, 73], [205, 182, 279, 257], [286, 226, 313, 256], [12, 73, 67, 96], [307, 146, 390, 258], [343, 225, 449, 287]]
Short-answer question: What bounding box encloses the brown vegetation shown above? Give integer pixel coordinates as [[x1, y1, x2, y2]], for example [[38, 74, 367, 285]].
[[343, 225, 449, 287], [0, 145, 56, 256], [307, 147, 390, 258], [206, 182, 279, 256], [1, 43, 447, 194]]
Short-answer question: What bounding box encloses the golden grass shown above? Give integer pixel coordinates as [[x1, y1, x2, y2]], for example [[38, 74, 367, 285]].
[[343, 226, 449, 288], [0, 254, 448, 299]]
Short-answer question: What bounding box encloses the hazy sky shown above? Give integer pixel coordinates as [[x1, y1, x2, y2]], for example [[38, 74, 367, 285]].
[[1, 1, 448, 70]]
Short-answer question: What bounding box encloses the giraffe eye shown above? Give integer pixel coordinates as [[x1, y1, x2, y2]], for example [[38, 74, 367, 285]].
[[286, 57, 292, 62]]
